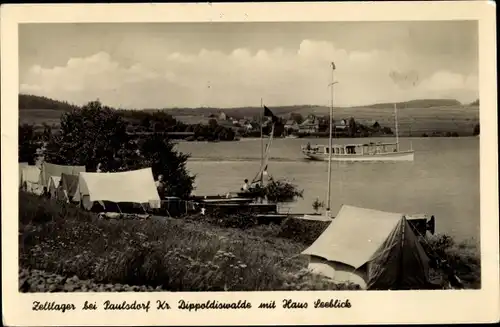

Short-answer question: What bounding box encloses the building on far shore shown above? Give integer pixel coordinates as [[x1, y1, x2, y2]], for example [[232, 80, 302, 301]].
[[299, 118, 319, 133]]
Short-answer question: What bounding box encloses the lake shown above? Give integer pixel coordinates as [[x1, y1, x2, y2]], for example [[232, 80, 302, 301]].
[[176, 137, 480, 243]]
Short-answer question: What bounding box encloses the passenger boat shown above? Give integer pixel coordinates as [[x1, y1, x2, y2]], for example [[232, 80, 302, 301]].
[[301, 141, 414, 162]]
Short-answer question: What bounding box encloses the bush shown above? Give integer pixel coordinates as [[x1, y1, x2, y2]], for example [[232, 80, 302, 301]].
[[19, 124, 39, 164], [278, 218, 330, 246], [421, 234, 481, 289], [262, 178, 304, 203]]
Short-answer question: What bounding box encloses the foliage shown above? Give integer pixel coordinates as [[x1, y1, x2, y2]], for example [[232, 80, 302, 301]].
[[136, 133, 195, 198], [278, 218, 330, 246], [19, 94, 79, 111], [473, 123, 480, 136], [261, 178, 304, 203], [289, 113, 304, 124], [348, 117, 357, 137], [312, 198, 325, 213], [421, 234, 481, 289], [44, 100, 128, 171], [18, 124, 39, 164]]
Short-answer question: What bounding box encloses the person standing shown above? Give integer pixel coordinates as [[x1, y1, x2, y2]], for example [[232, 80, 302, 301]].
[[156, 174, 166, 199]]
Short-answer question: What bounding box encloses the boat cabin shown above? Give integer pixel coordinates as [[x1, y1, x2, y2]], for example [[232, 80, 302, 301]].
[[303, 142, 399, 155]]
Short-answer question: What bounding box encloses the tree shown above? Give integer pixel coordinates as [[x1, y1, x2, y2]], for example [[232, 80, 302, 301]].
[[45, 100, 128, 172], [348, 117, 357, 137], [208, 118, 218, 130], [381, 126, 393, 135], [18, 124, 38, 164], [137, 133, 195, 198], [289, 113, 304, 124], [473, 123, 480, 136], [41, 123, 52, 142]]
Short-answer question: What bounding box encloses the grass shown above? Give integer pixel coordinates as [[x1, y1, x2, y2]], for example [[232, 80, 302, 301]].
[[19, 191, 480, 291]]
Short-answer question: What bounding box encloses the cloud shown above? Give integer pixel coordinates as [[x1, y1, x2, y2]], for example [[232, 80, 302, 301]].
[[20, 40, 479, 108]]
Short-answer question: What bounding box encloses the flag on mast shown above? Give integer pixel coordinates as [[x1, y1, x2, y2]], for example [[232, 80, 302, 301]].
[[263, 105, 279, 124], [331, 61, 336, 70]]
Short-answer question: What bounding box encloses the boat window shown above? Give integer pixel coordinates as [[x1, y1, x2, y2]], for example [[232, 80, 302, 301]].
[[325, 147, 329, 154]]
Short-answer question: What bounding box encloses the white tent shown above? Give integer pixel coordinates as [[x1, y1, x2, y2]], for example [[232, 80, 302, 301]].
[[301, 205, 431, 290], [75, 168, 161, 210], [20, 165, 43, 195], [19, 163, 29, 187]]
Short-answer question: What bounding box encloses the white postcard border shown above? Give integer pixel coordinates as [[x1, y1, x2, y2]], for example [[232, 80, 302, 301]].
[[1, 2, 498, 326]]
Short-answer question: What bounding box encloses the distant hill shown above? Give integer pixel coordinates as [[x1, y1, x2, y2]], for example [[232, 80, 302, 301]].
[[19, 94, 79, 112], [19, 94, 480, 136]]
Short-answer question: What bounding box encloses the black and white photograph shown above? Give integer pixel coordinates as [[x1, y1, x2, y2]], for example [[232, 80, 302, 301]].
[[2, 2, 498, 326]]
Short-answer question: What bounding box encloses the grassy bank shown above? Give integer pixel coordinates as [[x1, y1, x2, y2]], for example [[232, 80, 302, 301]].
[[19, 192, 354, 291], [19, 192, 480, 291]]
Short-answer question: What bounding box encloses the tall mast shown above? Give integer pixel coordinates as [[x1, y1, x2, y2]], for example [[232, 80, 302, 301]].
[[260, 98, 264, 183], [326, 62, 335, 214], [394, 103, 400, 152]]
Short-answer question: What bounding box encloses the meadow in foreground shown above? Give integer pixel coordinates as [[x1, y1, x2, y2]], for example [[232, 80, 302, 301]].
[[19, 192, 480, 292]]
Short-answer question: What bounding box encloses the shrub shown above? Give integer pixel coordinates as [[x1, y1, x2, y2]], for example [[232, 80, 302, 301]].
[[278, 218, 330, 246], [420, 234, 481, 289], [262, 178, 304, 203]]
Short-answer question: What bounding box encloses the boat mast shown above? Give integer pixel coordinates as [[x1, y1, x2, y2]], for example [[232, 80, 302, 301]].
[[260, 98, 264, 183], [326, 62, 335, 214], [394, 103, 400, 152]]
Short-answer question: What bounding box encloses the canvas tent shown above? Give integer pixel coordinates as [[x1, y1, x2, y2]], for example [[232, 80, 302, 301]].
[[75, 168, 161, 211], [61, 173, 79, 202], [20, 165, 43, 195], [48, 176, 61, 198], [19, 163, 29, 187], [301, 205, 431, 290], [41, 162, 86, 188]]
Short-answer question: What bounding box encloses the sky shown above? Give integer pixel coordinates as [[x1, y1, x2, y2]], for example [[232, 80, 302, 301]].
[[19, 21, 479, 109]]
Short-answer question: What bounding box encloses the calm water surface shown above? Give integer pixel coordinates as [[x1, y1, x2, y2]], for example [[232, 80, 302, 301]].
[[176, 137, 480, 242]]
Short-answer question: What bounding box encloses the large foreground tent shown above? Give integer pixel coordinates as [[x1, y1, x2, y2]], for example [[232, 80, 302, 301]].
[[74, 167, 161, 211], [301, 205, 432, 290], [41, 162, 86, 188]]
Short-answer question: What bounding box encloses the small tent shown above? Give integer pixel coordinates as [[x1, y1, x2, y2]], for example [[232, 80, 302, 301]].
[[301, 205, 431, 290], [48, 176, 61, 198], [61, 173, 79, 202], [41, 162, 86, 188], [75, 168, 161, 211], [19, 163, 29, 187], [20, 165, 43, 195]]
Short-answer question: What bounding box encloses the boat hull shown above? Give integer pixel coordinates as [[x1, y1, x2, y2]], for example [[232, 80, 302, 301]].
[[303, 150, 415, 162]]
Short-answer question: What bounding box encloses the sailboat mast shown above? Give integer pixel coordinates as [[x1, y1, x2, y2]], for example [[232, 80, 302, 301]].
[[326, 62, 335, 213], [394, 103, 400, 152], [260, 98, 264, 183]]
